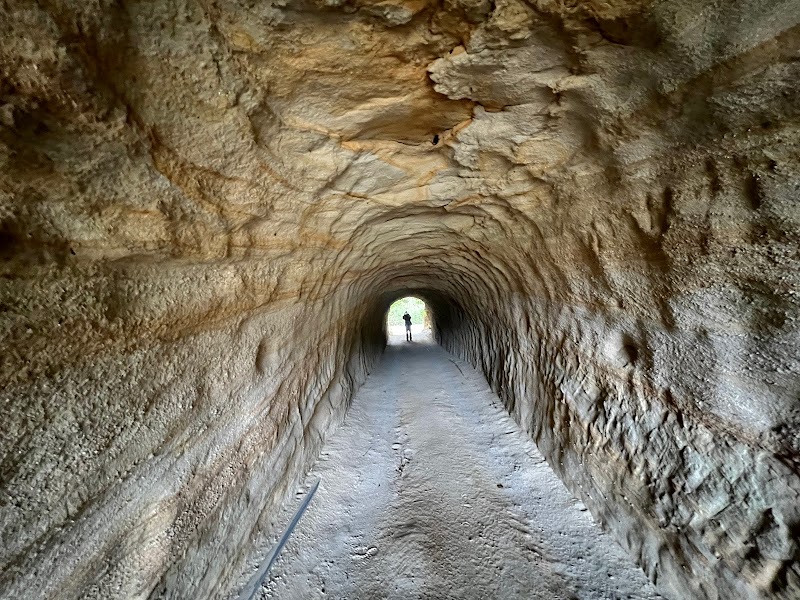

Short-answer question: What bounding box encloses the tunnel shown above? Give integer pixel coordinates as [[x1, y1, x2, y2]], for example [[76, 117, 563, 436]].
[[1, 0, 799, 599]]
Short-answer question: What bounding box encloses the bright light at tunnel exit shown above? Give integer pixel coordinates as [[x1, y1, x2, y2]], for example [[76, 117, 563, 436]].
[[386, 297, 430, 336]]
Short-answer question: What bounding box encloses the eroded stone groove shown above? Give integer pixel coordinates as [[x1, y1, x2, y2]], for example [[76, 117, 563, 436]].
[[1, 0, 799, 599]]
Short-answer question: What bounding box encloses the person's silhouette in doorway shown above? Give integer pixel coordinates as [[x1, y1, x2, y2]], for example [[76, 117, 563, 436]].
[[403, 311, 412, 342]]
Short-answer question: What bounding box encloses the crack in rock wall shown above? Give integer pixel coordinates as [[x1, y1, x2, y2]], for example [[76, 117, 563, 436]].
[[1, 0, 799, 598]]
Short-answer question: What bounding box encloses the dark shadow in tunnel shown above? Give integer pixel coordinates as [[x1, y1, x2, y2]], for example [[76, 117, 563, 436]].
[[363, 287, 470, 352]]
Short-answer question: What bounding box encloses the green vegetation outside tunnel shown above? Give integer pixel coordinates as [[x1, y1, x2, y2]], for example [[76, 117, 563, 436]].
[[386, 297, 427, 327]]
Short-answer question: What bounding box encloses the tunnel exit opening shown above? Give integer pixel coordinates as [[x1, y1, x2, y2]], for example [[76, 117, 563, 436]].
[[386, 296, 430, 343]]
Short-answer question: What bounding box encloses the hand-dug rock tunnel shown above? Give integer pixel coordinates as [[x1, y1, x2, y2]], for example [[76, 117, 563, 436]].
[[1, 1, 799, 598]]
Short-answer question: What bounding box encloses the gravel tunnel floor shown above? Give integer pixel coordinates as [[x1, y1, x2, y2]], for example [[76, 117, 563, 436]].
[[251, 333, 662, 600]]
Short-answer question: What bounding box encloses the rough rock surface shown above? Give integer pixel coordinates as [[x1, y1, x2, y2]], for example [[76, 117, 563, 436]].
[[1, 0, 799, 599]]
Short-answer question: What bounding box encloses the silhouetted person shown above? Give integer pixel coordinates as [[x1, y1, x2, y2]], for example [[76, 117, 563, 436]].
[[403, 311, 412, 342]]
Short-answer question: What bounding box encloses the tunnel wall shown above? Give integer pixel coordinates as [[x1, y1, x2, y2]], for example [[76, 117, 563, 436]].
[[434, 156, 800, 599], [0, 259, 385, 598], [0, 3, 402, 596]]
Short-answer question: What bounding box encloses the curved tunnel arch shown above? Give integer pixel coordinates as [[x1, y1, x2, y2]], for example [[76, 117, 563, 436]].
[[378, 288, 467, 343], [1, 2, 798, 599]]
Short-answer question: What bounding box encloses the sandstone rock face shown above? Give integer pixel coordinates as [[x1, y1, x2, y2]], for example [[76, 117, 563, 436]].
[[1, 1, 798, 598]]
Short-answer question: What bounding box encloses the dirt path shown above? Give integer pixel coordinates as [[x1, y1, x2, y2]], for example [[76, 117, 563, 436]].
[[250, 334, 661, 600]]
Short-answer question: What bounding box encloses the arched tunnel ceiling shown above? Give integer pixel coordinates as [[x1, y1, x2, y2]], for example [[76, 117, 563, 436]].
[[1, 0, 800, 599], [4, 0, 796, 266]]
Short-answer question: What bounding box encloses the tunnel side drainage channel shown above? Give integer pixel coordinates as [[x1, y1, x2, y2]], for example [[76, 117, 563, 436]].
[[237, 478, 321, 600]]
